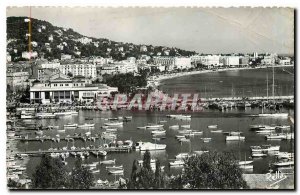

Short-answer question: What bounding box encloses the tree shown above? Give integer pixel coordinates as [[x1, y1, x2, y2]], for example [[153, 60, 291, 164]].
[[69, 158, 94, 189], [170, 151, 248, 189], [142, 150, 152, 171], [67, 72, 73, 77], [154, 159, 164, 188], [32, 154, 68, 189]]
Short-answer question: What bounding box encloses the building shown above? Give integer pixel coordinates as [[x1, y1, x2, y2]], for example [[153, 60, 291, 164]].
[[22, 51, 38, 59], [40, 62, 60, 69], [100, 61, 138, 75], [140, 45, 147, 52], [239, 56, 250, 66], [253, 52, 258, 59], [222, 56, 240, 67], [191, 55, 220, 68], [7, 72, 29, 90], [174, 57, 192, 70], [278, 57, 291, 65], [29, 74, 118, 104], [7, 53, 11, 62], [77, 37, 92, 44], [61, 54, 72, 61], [153, 56, 175, 71], [37, 69, 60, 82], [60, 63, 97, 78]]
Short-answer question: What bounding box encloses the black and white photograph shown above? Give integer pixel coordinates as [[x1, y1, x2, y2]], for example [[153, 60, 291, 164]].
[[5, 6, 295, 190]]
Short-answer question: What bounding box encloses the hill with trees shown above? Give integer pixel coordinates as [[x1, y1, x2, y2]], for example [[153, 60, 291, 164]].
[[7, 16, 197, 62]]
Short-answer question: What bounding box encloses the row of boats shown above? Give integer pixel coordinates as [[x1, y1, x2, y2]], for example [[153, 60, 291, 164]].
[[249, 124, 294, 140], [20, 110, 79, 119]]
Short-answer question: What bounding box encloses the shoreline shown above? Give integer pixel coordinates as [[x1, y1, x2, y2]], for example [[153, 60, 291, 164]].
[[151, 65, 294, 83]]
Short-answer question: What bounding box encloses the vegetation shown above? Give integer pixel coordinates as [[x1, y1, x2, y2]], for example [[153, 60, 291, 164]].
[[169, 151, 248, 189], [105, 73, 147, 93], [69, 158, 94, 189], [32, 155, 68, 189], [127, 150, 248, 189], [32, 154, 94, 189], [7, 17, 196, 62]]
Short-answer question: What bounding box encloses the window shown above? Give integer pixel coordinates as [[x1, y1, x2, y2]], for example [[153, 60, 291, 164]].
[[74, 91, 79, 98], [65, 84, 69, 86], [34, 92, 39, 99], [54, 84, 57, 87], [65, 91, 70, 99], [59, 91, 64, 99], [54, 91, 59, 99], [45, 91, 50, 99]]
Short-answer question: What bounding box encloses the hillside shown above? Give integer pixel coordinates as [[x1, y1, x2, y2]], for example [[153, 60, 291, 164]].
[[7, 16, 196, 62]]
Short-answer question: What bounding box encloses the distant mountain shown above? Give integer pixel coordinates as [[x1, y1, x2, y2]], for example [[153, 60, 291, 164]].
[[7, 16, 196, 62]]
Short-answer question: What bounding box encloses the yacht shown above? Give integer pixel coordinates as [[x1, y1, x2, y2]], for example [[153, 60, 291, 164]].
[[104, 122, 123, 126], [181, 125, 191, 129], [151, 130, 166, 134], [238, 161, 253, 165], [251, 153, 267, 157], [258, 113, 289, 118], [175, 153, 190, 160], [146, 124, 164, 130], [78, 123, 95, 128], [239, 164, 254, 170], [108, 169, 124, 175], [64, 123, 78, 128], [256, 130, 275, 134], [100, 159, 116, 165], [273, 161, 294, 167], [169, 160, 185, 167], [226, 135, 245, 141], [265, 133, 286, 140], [211, 129, 223, 133], [275, 125, 291, 131], [106, 165, 123, 171], [36, 113, 57, 119], [208, 125, 218, 129], [169, 125, 180, 130], [251, 145, 280, 153], [249, 124, 266, 130], [135, 142, 166, 151], [283, 133, 294, 140], [276, 152, 294, 159], [201, 137, 212, 143]]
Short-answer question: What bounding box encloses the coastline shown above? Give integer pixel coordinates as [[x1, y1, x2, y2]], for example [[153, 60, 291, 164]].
[[152, 65, 294, 84]]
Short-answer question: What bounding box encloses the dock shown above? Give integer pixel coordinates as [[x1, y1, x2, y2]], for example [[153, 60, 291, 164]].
[[16, 147, 132, 156]]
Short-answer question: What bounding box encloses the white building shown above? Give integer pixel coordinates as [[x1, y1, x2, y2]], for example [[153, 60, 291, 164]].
[[191, 55, 220, 68], [140, 45, 147, 52], [153, 56, 175, 71], [253, 52, 258, 59], [7, 72, 29, 89], [278, 58, 291, 65], [174, 57, 192, 70], [22, 51, 38, 59], [61, 54, 72, 61], [222, 56, 240, 67], [77, 37, 92, 44], [29, 75, 118, 104], [40, 62, 61, 69], [60, 63, 97, 78], [100, 61, 137, 75]]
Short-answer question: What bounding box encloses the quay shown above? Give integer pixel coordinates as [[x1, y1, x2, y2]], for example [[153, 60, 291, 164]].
[[15, 136, 102, 142], [201, 95, 294, 102], [16, 147, 132, 156]]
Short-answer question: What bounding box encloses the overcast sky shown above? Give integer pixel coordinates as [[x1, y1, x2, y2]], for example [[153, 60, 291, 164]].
[[7, 7, 294, 54]]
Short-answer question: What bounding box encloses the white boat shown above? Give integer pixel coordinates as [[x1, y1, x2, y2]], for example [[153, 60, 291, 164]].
[[238, 161, 253, 165], [54, 111, 73, 116], [99, 150, 107, 156], [229, 132, 242, 136], [159, 120, 167, 123], [211, 129, 223, 133], [64, 123, 78, 128], [138, 159, 156, 165], [169, 125, 179, 130], [239, 164, 254, 169], [104, 122, 123, 126], [251, 145, 280, 153], [36, 113, 56, 119], [283, 133, 294, 140], [106, 165, 123, 170], [256, 130, 275, 134], [251, 153, 267, 157], [167, 114, 191, 120], [108, 169, 124, 175], [175, 135, 185, 139], [273, 161, 294, 167], [49, 125, 59, 129], [178, 129, 192, 134], [202, 137, 212, 143], [258, 125, 276, 130], [258, 113, 289, 118], [193, 151, 209, 156], [92, 170, 100, 174], [57, 129, 65, 133], [179, 138, 190, 142], [151, 130, 166, 134], [137, 126, 146, 129], [100, 159, 116, 165], [181, 125, 191, 129], [249, 124, 266, 130], [85, 132, 91, 136], [78, 123, 95, 128], [192, 131, 203, 135], [175, 153, 190, 160], [226, 135, 245, 141], [208, 125, 218, 129], [106, 128, 117, 132], [275, 125, 291, 131], [146, 124, 164, 129], [276, 152, 294, 159], [124, 140, 133, 148], [20, 112, 35, 119], [35, 130, 43, 135], [135, 142, 166, 151], [169, 160, 185, 167], [124, 116, 133, 120], [265, 133, 286, 140]]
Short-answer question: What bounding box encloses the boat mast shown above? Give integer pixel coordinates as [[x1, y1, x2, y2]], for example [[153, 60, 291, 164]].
[[266, 73, 269, 101], [272, 63, 275, 101]]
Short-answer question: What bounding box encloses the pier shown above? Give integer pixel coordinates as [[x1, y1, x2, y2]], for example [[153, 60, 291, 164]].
[[200, 95, 294, 102], [16, 147, 132, 156]]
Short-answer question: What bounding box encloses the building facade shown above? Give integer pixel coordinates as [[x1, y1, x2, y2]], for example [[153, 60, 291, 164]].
[[222, 56, 240, 67], [7, 72, 29, 90], [60, 63, 97, 78], [29, 75, 118, 104]]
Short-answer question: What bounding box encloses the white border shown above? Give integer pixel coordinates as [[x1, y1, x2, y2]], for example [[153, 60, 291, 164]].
[[0, 1, 298, 195]]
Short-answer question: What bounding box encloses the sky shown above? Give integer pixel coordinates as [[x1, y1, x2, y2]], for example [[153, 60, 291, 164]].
[[6, 7, 294, 54]]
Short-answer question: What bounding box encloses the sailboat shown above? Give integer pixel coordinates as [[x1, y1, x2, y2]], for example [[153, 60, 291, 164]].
[[259, 65, 288, 118]]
